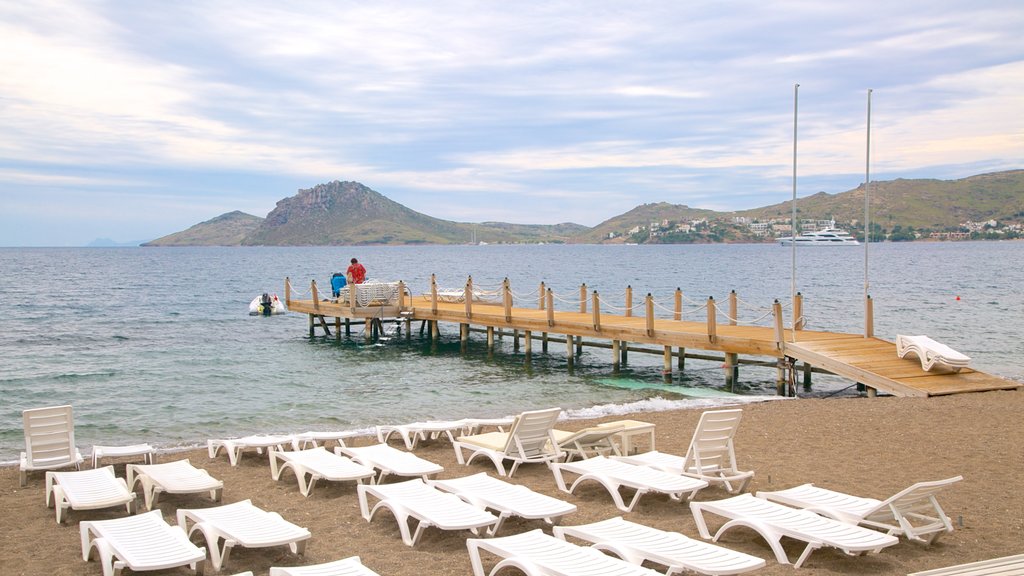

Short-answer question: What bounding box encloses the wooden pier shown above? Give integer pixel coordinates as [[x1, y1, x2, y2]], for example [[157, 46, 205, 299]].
[[284, 276, 1020, 398]]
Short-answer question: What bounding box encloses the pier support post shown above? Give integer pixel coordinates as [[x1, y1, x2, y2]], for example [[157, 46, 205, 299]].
[[460, 323, 468, 343], [794, 292, 804, 331], [565, 335, 574, 368], [431, 320, 440, 340], [513, 329, 520, 351], [674, 288, 682, 321], [612, 340, 620, 370], [864, 294, 874, 338], [576, 335, 583, 356], [724, 352, 739, 391], [678, 347, 685, 371], [645, 294, 654, 338], [308, 314, 314, 337], [487, 326, 494, 350], [335, 317, 341, 340], [663, 346, 672, 382], [729, 290, 738, 326], [524, 330, 532, 356], [803, 362, 812, 388], [620, 341, 628, 364], [625, 286, 633, 317], [776, 359, 786, 394], [866, 386, 877, 398], [346, 318, 351, 336]]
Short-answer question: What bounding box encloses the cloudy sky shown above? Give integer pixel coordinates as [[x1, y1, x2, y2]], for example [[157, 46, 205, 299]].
[[2, 1, 1022, 246]]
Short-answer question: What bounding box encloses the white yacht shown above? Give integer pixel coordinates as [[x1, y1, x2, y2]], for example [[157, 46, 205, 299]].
[[778, 222, 860, 246]]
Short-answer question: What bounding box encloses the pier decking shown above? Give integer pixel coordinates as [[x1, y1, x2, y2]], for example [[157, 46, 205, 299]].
[[284, 277, 1019, 398]]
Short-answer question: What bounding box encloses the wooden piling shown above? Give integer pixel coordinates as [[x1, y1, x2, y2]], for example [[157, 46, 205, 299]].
[[729, 290, 738, 326], [706, 296, 717, 343], [645, 294, 654, 337]]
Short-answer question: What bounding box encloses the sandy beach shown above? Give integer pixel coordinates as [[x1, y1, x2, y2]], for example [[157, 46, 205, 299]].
[[2, 390, 1021, 576]]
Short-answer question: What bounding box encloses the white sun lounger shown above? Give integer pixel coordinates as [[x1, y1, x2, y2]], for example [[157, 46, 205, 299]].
[[207, 434, 295, 466], [907, 553, 1024, 576], [177, 499, 311, 572], [126, 458, 224, 510], [357, 478, 500, 546], [553, 516, 766, 576], [81, 509, 207, 576], [270, 447, 376, 497], [292, 430, 360, 450], [428, 472, 577, 533], [690, 494, 899, 568], [46, 466, 137, 523], [552, 455, 708, 512], [453, 407, 564, 477], [618, 409, 754, 494], [554, 425, 623, 462], [467, 528, 663, 576], [20, 404, 84, 486], [896, 334, 972, 372], [268, 556, 382, 575], [756, 475, 963, 544], [335, 443, 443, 482], [377, 420, 469, 449]]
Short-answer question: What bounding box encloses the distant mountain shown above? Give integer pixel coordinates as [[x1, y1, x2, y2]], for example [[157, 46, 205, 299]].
[[143, 211, 264, 246], [144, 170, 1023, 246], [734, 170, 1024, 230], [87, 238, 149, 247], [241, 180, 583, 245], [579, 202, 720, 243]]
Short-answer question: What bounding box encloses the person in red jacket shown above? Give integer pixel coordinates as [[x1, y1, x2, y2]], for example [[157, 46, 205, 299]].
[[346, 258, 366, 284]]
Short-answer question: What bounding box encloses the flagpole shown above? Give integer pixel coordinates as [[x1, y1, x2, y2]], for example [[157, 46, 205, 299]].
[[791, 83, 799, 342], [864, 88, 872, 337]]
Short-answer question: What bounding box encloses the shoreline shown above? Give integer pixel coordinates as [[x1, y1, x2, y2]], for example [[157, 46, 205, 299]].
[[3, 390, 1022, 575]]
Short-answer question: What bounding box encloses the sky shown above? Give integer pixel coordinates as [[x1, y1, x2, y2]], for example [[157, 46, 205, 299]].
[[1, 1, 1022, 246]]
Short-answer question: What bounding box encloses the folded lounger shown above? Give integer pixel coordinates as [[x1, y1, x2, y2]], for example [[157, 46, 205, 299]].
[[552, 455, 708, 513], [357, 478, 499, 546], [335, 443, 443, 482], [690, 494, 899, 568], [20, 404, 84, 486], [127, 458, 224, 510], [896, 334, 971, 372], [268, 555, 382, 575], [554, 425, 623, 462], [177, 499, 311, 572], [46, 466, 137, 523], [270, 447, 376, 497], [553, 516, 766, 576], [428, 472, 577, 533], [81, 509, 207, 576], [207, 434, 295, 466], [756, 475, 964, 544], [618, 408, 753, 494], [453, 407, 563, 477], [376, 420, 470, 450], [907, 553, 1024, 576], [467, 528, 663, 576], [291, 430, 360, 450]]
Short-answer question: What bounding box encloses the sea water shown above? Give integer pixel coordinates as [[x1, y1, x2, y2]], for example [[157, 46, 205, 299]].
[[1, 242, 1021, 462]]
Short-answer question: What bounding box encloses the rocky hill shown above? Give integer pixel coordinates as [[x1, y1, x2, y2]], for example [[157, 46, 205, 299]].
[[143, 211, 263, 246], [142, 170, 1024, 246]]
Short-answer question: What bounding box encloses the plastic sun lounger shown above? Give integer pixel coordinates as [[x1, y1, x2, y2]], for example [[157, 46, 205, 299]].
[[376, 420, 469, 450], [126, 458, 224, 511], [618, 409, 754, 494], [896, 334, 972, 372], [177, 499, 311, 572], [357, 478, 500, 546], [292, 430, 360, 450], [46, 466, 137, 523], [81, 509, 207, 576], [690, 494, 899, 568], [552, 455, 708, 513], [467, 528, 663, 576], [453, 407, 564, 477], [907, 553, 1024, 576], [20, 404, 84, 486], [428, 472, 577, 533], [269, 447, 376, 497], [335, 443, 443, 482], [554, 425, 623, 462], [756, 476, 964, 544], [268, 556, 382, 575], [207, 434, 295, 466], [553, 516, 766, 576]]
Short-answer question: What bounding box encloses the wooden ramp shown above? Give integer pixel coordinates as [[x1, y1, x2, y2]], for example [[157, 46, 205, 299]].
[[784, 333, 1020, 397]]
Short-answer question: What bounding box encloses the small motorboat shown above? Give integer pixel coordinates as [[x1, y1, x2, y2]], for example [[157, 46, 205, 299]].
[[249, 293, 286, 316]]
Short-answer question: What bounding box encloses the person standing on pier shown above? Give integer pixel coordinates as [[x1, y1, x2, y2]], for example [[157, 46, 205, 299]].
[[346, 257, 366, 284]]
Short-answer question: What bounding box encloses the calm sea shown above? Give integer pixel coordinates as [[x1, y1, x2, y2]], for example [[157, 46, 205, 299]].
[[2, 242, 1021, 462]]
